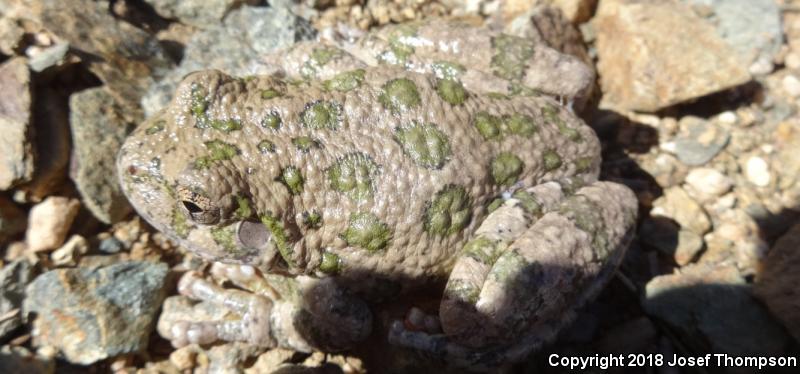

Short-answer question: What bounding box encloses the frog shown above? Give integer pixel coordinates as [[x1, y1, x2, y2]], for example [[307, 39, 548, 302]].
[[117, 20, 638, 369]]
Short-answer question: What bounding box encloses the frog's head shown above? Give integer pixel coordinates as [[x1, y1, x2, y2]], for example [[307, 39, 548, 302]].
[[117, 71, 298, 273]]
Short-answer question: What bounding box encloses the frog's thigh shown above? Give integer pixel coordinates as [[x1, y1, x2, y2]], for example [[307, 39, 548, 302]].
[[441, 181, 637, 348]]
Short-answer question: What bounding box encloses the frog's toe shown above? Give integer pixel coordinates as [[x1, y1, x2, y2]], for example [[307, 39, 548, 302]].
[[403, 307, 441, 333], [172, 270, 276, 346]]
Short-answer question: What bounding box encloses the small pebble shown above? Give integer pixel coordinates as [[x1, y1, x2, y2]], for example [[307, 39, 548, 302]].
[[25, 197, 80, 253], [745, 156, 771, 187], [51, 235, 89, 266], [716, 111, 737, 125], [98, 236, 124, 254], [782, 75, 800, 98], [685, 168, 732, 198]]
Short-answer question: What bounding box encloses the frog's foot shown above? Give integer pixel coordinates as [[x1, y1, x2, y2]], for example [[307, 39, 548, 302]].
[[390, 181, 637, 368], [170, 270, 276, 348], [169, 267, 373, 352]]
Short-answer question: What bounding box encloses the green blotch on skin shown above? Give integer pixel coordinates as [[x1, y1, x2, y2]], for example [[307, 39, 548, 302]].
[[319, 251, 341, 274], [190, 83, 209, 118], [324, 69, 365, 92], [172, 210, 190, 238], [509, 83, 541, 97], [261, 111, 282, 130], [378, 24, 418, 66], [280, 166, 304, 195], [424, 185, 472, 236], [327, 153, 380, 201], [258, 140, 276, 154], [195, 140, 239, 169], [379, 78, 421, 113], [209, 119, 242, 133], [341, 212, 392, 252], [260, 213, 294, 267], [487, 92, 509, 100], [234, 196, 253, 220], [490, 34, 535, 81], [303, 210, 323, 229], [474, 111, 503, 140], [394, 122, 451, 169], [261, 88, 284, 99], [145, 120, 165, 135], [292, 136, 320, 153], [301, 47, 343, 78], [543, 150, 562, 171], [432, 61, 466, 80], [512, 190, 541, 216], [487, 197, 504, 213], [445, 279, 480, 305], [462, 237, 505, 265], [436, 79, 468, 105], [559, 195, 610, 256], [575, 156, 594, 173], [542, 105, 582, 142], [301, 101, 341, 130], [491, 153, 524, 186], [211, 226, 237, 253], [505, 114, 536, 137], [490, 249, 527, 284]]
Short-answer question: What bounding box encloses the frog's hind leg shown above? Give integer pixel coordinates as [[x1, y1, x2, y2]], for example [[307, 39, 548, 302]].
[[167, 265, 373, 352], [389, 181, 637, 368]]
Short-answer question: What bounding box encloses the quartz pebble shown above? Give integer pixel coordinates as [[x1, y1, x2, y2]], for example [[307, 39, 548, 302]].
[[25, 197, 80, 253]]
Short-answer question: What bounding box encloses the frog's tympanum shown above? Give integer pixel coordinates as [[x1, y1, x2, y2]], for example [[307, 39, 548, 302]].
[[118, 21, 637, 369]]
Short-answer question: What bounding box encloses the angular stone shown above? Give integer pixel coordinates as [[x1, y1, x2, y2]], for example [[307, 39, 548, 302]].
[[144, 0, 243, 28], [23, 262, 169, 365], [36, 0, 173, 122], [28, 42, 70, 73], [25, 197, 80, 252], [0, 57, 34, 190], [595, 0, 751, 112], [645, 263, 790, 357], [0, 260, 36, 341], [684, 167, 732, 200], [651, 186, 711, 235], [69, 87, 133, 224], [671, 116, 729, 166], [640, 217, 704, 266], [682, 0, 783, 75]]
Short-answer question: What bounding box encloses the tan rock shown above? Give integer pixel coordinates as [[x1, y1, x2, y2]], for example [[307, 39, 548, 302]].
[[651, 186, 711, 235], [503, 0, 597, 24], [25, 196, 80, 252], [0, 57, 34, 190], [594, 0, 750, 112]]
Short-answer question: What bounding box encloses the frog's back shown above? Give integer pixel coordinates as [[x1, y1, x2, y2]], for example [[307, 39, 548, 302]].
[[174, 68, 600, 282]]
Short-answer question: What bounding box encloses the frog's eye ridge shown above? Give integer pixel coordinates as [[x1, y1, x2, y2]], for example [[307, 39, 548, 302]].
[[178, 187, 220, 225]]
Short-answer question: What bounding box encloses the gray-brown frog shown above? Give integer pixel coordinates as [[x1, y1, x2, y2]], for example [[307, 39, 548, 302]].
[[117, 20, 637, 369]]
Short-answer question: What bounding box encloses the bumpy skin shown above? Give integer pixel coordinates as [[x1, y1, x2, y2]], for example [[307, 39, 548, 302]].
[[118, 20, 637, 368]]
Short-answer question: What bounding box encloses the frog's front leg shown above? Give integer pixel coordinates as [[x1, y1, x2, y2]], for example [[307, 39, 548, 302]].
[[166, 263, 373, 352], [389, 181, 637, 368]]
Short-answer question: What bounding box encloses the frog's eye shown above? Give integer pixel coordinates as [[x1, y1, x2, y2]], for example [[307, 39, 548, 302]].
[[177, 186, 220, 225]]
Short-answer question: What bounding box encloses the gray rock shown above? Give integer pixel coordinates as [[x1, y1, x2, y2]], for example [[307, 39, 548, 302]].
[[28, 42, 70, 73], [14, 87, 71, 202], [683, 0, 782, 75], [0, 260, 35, 341], [142, 4, 315, 116], [23, 262, 169, 365], [645, 263, 790, 359], [0, 196, 25, 244], [0, 57, 34, 190], [38, 0, 173, 122], [144, 0, 244, 28], [68, 87, 133, 224], [672, 116, 730, 166], [0, 346, 54, 374]]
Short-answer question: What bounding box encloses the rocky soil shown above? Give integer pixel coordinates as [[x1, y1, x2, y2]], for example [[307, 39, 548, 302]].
[[0, 0, 799, 373]]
